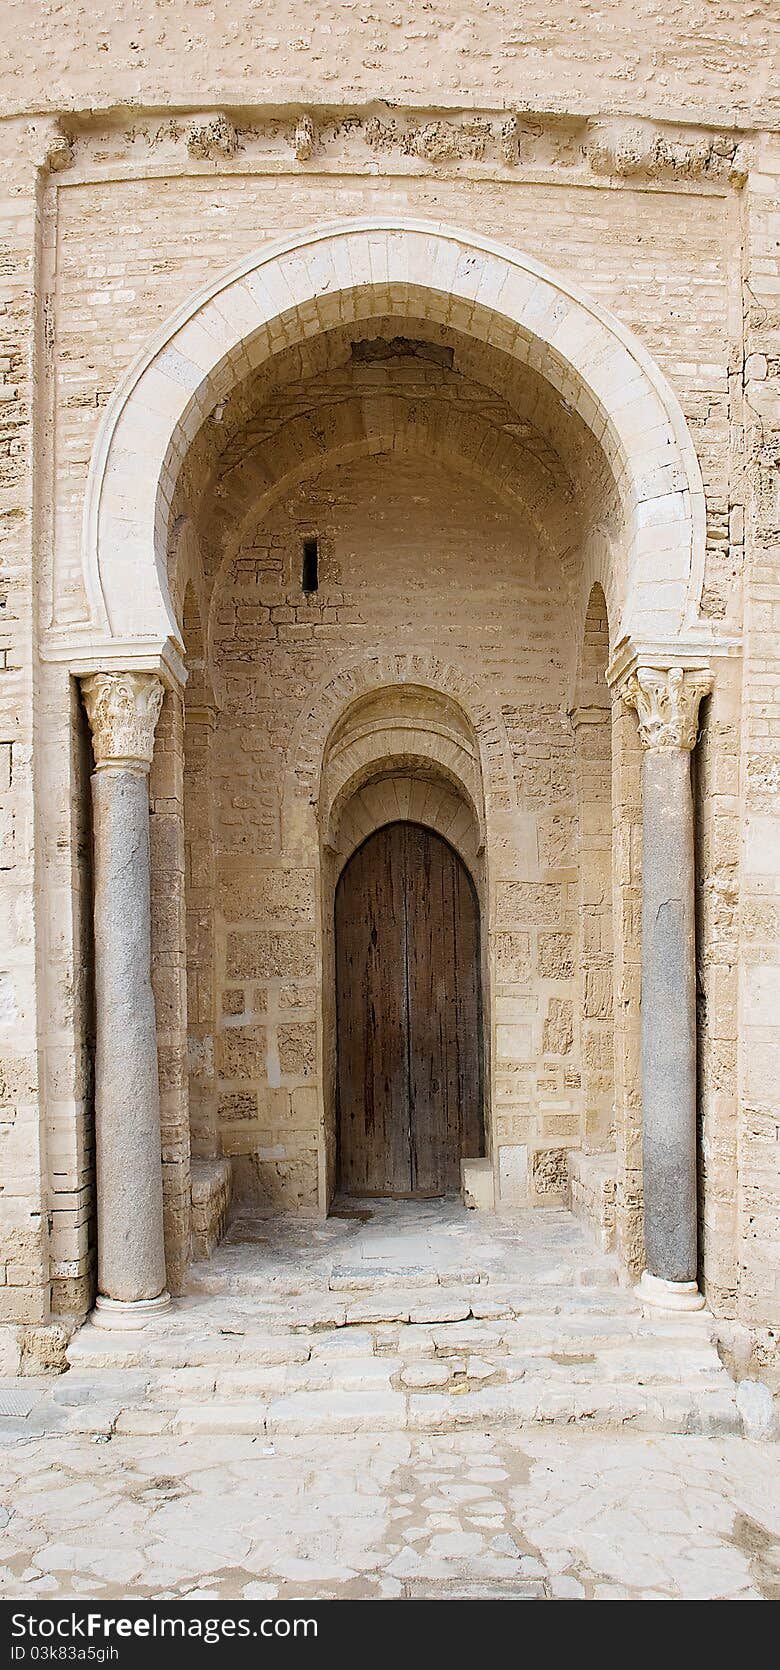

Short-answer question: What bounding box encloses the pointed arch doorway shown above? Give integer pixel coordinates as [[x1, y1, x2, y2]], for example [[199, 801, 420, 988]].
[[335, 821, 484, 1197]]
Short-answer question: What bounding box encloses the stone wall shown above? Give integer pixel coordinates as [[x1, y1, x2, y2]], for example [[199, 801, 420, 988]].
[[148, 689, 190, 1294], [0, 132, 48, 1330], [0, 2, 775, 128], [573, 586, 615, 1157], [208, 451, 579, 1213], [0, 0, 776, 1341], [737, 136, 780, 1332]]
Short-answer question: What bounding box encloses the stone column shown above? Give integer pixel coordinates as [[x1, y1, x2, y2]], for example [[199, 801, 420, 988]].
[[623, 666, 712, 1311], [81, 671, 171, 1328]]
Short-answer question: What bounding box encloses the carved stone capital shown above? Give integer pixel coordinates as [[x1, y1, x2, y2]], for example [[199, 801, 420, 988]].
[[81, 672, 165, 771], [622, 666, 713, 752]]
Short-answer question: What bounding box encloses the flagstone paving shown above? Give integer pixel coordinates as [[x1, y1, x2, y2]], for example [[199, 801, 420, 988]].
[[1, 1201, 777, 1600], [0, 1428, 778, 1601]]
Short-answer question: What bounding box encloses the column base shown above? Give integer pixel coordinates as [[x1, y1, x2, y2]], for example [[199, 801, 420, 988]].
[[636, 1270, 706, 1313], [91, 1292, 171, 1331]]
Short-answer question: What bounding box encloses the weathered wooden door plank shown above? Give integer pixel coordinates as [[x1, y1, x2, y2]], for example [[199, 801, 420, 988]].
[[406, 823, 482, 1193], [335, 822, 410, 1194], [335, 821, 483, 1196]]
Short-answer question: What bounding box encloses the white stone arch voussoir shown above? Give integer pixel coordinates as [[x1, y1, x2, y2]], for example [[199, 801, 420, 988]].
[[84, 217, 707, 667]]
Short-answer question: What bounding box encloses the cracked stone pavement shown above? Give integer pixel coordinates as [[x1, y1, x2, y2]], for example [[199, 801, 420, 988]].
[[0, 1428, 778, 1601]]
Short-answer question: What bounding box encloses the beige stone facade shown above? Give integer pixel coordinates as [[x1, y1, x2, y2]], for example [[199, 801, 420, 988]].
[[0, 3, 778, 1372]]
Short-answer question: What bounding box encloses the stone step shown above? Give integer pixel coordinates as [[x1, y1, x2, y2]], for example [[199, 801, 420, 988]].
[[66, 1297, 716, 1376], [187, 1265, 622, 1299], [401, 1381, 741, 1436], [61, 1316, 734, 1450], [66, 1327, 312, 1372], [275, 1286, 634, 1329], [100, 1377, 739, 1439], [60, 1296, 740, 1439], [67, 1300, 645, 1374], [123, 1336, 724, 1403], [56, 1202, 743, 1442]]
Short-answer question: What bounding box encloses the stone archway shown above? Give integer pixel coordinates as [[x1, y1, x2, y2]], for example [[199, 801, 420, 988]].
[[69, 219, 724, 1323], [72, 217, 707, 670]]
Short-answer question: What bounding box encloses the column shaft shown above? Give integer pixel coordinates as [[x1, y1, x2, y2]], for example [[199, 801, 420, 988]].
[[81, 669, 169, 1323], [622, 664, 711, 1310], [92, 767, 167, 1303], [641, 748, 697, 1282]]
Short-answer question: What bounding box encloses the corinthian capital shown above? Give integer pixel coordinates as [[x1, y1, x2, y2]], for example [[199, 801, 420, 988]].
[[81, 672, 164, 771], [622, 666, 713, 752]]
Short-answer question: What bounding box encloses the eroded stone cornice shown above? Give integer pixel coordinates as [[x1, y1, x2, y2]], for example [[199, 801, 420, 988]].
[[5, 103, 759, 189]]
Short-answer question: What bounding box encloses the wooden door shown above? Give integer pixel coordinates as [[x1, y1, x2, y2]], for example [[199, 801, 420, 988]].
[[335, 821, 483, 1196], [335, 823, 410, 1196]]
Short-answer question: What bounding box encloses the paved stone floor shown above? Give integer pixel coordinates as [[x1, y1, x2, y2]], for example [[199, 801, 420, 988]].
[[1, 1202, 776, 1600], [0, 1427, 778, 1600], [194, 1194, 617, 1288]]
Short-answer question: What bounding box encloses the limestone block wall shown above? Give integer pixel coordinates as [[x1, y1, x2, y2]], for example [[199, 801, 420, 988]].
[[694, 665, 742, 1313], [208, 452, 581, 1213], [737, 135, 780, 1333], [0, 134, 48, 1328], [573, 586, 615, 1158], [148, 689, 190, 1294], [2, 2, 775, 131], [183, 719, 218, 1164]]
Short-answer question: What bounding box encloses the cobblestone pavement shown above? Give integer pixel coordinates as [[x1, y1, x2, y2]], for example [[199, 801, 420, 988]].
[[0, 1428, 778, 1601]]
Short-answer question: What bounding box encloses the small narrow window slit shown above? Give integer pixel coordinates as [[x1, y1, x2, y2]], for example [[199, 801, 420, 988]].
[[302, 536, 319, 594]]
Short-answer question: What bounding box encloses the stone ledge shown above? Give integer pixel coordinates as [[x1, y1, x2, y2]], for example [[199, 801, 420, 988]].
[[191, 1158, 233, 1260], [461, 1157, 495, 1211], [569, 1150, 617, 1253], [0, 1320, 71, 1378]]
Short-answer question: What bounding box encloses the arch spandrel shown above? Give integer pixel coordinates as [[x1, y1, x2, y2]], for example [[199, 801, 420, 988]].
[[77, 218, 709, 671]]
